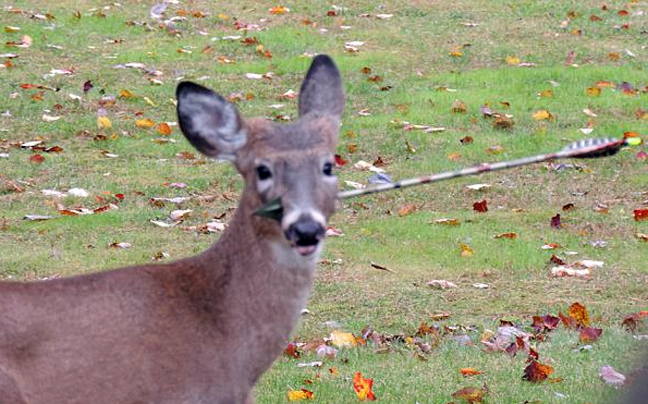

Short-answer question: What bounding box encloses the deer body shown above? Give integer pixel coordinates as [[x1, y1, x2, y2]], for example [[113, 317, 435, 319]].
[[0, 55, 344, 404]]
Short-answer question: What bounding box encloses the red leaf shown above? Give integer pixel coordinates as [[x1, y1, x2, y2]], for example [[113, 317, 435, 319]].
[[579, 327, 603, 343], [83, 80, 93, 93], [550, 213, 562, 228], [334, 154, 347, 167], [29, 154, 45, 164], [634, 209, 648, 221], [284, 342, 301, 358], [473, 200, 488, 213]]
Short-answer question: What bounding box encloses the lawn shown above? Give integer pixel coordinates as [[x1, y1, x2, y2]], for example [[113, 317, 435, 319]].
[[0, 1, 647, 403]]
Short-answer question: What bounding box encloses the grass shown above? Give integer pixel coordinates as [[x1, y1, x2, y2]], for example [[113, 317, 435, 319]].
[[1, 1, 647, 403]]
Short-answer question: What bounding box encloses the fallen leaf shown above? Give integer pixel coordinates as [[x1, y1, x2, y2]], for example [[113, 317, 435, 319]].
[[97, 116, 112, 129], [330, 330, 356, 347], [451, 386, 487, 403], [353, 372, 376, 401], [466, 183, 491, 191], [287, 389, 314, 401], [599, 366, 626, 386], [157, 122, 172, 135], [568, 302, 590, 328], [579, 327, 603, 343], [523, 360, 554, 382], [550, 266, 590, 277], [459, 243, 474, 257], [532, 110, 554, 121], [269, 6, 289, 15], [473, 200, 488, 213], [29, 154, 45, 164], [634, 209, 648, 221], [538, 89, 554, 98], [398, 204, 417, 217], [427, 279, 458, 289], [136, 119, 155, 128], [494, 232, 517, 239], [460, 368, 485, 377], [586, 87, 602, 96], [108, 242, 132, 249], [451, 99, 468, 113], [551, 214, 562, 229], [434, 218, 459, 226]]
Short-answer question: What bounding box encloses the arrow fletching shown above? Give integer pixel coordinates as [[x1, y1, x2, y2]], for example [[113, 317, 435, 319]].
[[562, 137, 625, 158]]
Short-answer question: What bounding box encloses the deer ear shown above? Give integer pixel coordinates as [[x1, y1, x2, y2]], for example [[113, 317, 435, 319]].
[[176, 82, 247, 160], [298, 55, 345, 122]]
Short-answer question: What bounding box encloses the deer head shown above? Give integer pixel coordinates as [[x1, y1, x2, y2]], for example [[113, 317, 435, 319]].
[[176, 55, 344, 258]]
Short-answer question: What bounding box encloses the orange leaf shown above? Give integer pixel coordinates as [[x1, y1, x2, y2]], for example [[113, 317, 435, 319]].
[[156, 122, 172, 136], [451, 386, 487, 403], [398, 204, 417, 217], [568, 302, 590, 328], [269, 6, 289, 14], [460, 368, 485, 376], [523, 360, 554, 382], [353, 372, 376, 401], [595, 80, 615, 88], [494, 232, 517, 239]]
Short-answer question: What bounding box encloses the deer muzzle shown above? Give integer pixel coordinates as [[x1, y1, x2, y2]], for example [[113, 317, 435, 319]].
[[283, 213, 326, 256]]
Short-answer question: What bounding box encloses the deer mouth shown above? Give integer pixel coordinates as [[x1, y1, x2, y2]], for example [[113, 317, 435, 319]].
[[284, 218, 325, 257]]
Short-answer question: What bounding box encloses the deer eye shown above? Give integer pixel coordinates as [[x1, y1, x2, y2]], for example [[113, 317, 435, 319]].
[[322, 162, 333, 176], [256, 165, 273, 180]]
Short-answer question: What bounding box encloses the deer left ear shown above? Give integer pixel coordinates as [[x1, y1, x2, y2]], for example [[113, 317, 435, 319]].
[[298, 55, 345, 123]]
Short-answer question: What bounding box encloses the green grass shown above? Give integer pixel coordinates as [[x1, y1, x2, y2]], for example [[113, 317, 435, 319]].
[[1, 1, 647, 403]]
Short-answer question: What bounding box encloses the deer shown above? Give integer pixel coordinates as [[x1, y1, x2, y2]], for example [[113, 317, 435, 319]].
[[0, 54, 344, 404]]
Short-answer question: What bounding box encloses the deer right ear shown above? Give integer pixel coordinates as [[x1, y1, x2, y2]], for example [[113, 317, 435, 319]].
[[176, 82, 247, 160]]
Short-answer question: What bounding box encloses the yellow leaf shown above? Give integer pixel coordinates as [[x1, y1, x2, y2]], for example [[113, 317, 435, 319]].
[[449, 49, 463, 57], [4, 26, 21, 33], [97, 116, 112, 129], [538, 89, 554, 98], [506, 56, 521, 65], [143, 96, 156, 107], [330, 330, 357, 347], [217, 13, 229, 20], [459, 243, 474, 257], [451, 99, 467, 113], [287, 389, 314, 401], [586, 87, 601, 97], [532, 110, 554, 121], [136, 119, 155, 128]]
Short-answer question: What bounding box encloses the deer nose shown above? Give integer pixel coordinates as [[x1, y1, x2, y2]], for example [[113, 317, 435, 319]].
[[285, 218, 325, 256]]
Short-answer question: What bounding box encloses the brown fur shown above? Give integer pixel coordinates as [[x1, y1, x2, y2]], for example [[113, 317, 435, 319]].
[[0, 55, 344, 404]]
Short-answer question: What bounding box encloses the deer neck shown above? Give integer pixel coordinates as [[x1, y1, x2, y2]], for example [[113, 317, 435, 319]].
[[202, 192, 317, 370]]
